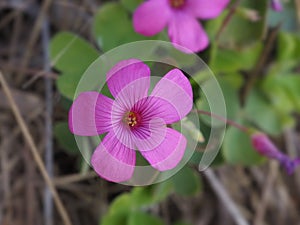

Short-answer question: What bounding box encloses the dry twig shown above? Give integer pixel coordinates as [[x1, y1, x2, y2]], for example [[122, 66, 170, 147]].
[[203, 169, 249, 225], [0, 71, 72, 225]]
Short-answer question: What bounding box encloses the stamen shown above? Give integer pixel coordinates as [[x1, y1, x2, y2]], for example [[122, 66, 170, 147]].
[[125, 112, 139, 127], [169, 0, 185, 8]]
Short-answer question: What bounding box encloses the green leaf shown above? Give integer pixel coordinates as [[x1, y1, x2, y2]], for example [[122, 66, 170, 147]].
[[58, 96, 73, 111], [93, 2, 153, 52], [190, 150, 224, 167], [262, 74, 296, 114], [101, 194, 131, 225], [223, 124, 265, 165], [197, 77, 241, 123], [171, 166, 202, 196], [244, 90, 282, 135], [152, 181, 173, 203], [128, 211, 164, 225], [277, 32, 300, 66], [279, 75, 300, 112], [54, 122, 79, 155], [101, 214, 127, 225], [50, 32, 99, 99], [50, 32, 98, 73], [210, 43, 262, 73], [56, 71, 83, 100], [131, 182, 172, 207], [218, 0, 268, 48], [109, 194, 132, 214], [121, 0, 143, 12], [261, 74, 300, 128]]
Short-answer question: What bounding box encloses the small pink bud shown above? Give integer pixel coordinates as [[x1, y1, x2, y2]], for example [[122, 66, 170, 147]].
[[271, 0, 283, 12], [251, 133, 300, 174]]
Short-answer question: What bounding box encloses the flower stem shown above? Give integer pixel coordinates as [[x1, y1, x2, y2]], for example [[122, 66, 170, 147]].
[[193, 110, 249, 133]]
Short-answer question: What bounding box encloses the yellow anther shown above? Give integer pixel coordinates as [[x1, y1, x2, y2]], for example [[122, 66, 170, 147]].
[[125, 111, 139, 128]]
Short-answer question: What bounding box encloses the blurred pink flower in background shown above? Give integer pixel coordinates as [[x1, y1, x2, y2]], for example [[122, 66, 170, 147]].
[[271, 0, 283, 11], [251, 133, 300, 174], [69, 59, 193, 182], [133, 0, 229, 53]]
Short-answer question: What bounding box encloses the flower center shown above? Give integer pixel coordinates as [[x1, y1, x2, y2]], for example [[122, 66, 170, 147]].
[[169, 0, 185, 8], [124, 111, 139, 128]]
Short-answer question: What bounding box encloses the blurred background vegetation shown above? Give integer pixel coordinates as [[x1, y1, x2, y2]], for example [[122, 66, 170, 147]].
[[0, 0, 300, 225]]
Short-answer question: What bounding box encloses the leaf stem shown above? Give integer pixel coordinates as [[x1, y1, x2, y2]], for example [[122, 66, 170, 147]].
[[193, 110, 249, 133]]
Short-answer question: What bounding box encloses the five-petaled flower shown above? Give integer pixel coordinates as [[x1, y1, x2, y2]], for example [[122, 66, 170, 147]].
[[133, 0, 229, 52], [69, 59, 193, 182], [251, 132, 300, 174]]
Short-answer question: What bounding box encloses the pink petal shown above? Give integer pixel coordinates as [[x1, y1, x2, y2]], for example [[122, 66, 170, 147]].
[[111, 119, 136, 150], [131, 96, 181, 125], [151, 69, 193, 123], [107, 59, 150, 99], [133, 0, 171, 36], [69, 92, 113, 136], [186, 0, 230, 19], [112, 77, 151, 112], [168, 13, 209, 52], [140, 128, 187, 171], [133, 117, 168, 151], [91, 131, 136, 182]]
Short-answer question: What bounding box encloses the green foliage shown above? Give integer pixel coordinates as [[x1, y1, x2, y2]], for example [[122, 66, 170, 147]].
[[128, 211, 164, 225], [261, 73, 300, 128], [197, 77, 241, 123], [217, 0, 268, 48], [50, 32, 99, 99], [171, 166, 202, 196], [101, 194, 131, 225], [190, 150, 224, 168], [131, 182, 173, 207], [50, 32, 98, 73], [223, 122, 265, 165], [121, 0, 143, 12], [100, 168, 202, 225], [277, 32, 300, 68], [244, 90, 283, 136], [93, 2, 153, 52], [56, 71, 84, 100], [100, 183, 170, 225], [210, 43, 262, 73], [54, 122, 79, 154]]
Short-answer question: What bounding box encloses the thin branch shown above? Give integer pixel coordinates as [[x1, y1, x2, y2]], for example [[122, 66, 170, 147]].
[[0, 71, 72, 225], [253, 162, 279, 225], [242, 24, 281, 103], [0, 61, 58, 79], [53, 171, 98, 187], [17, 0, 53, 83], [215, 0, 241, 42], [42, 17, 54, 225], [203, 169, 250, 225], [193, 110, 249, 133]]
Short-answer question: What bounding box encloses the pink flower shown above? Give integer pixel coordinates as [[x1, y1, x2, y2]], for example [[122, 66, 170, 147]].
[[251, 133, 300, 174], [133, 0, 229, 52], [271, 0, 283, 11], [69, 59, 193, 182]]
